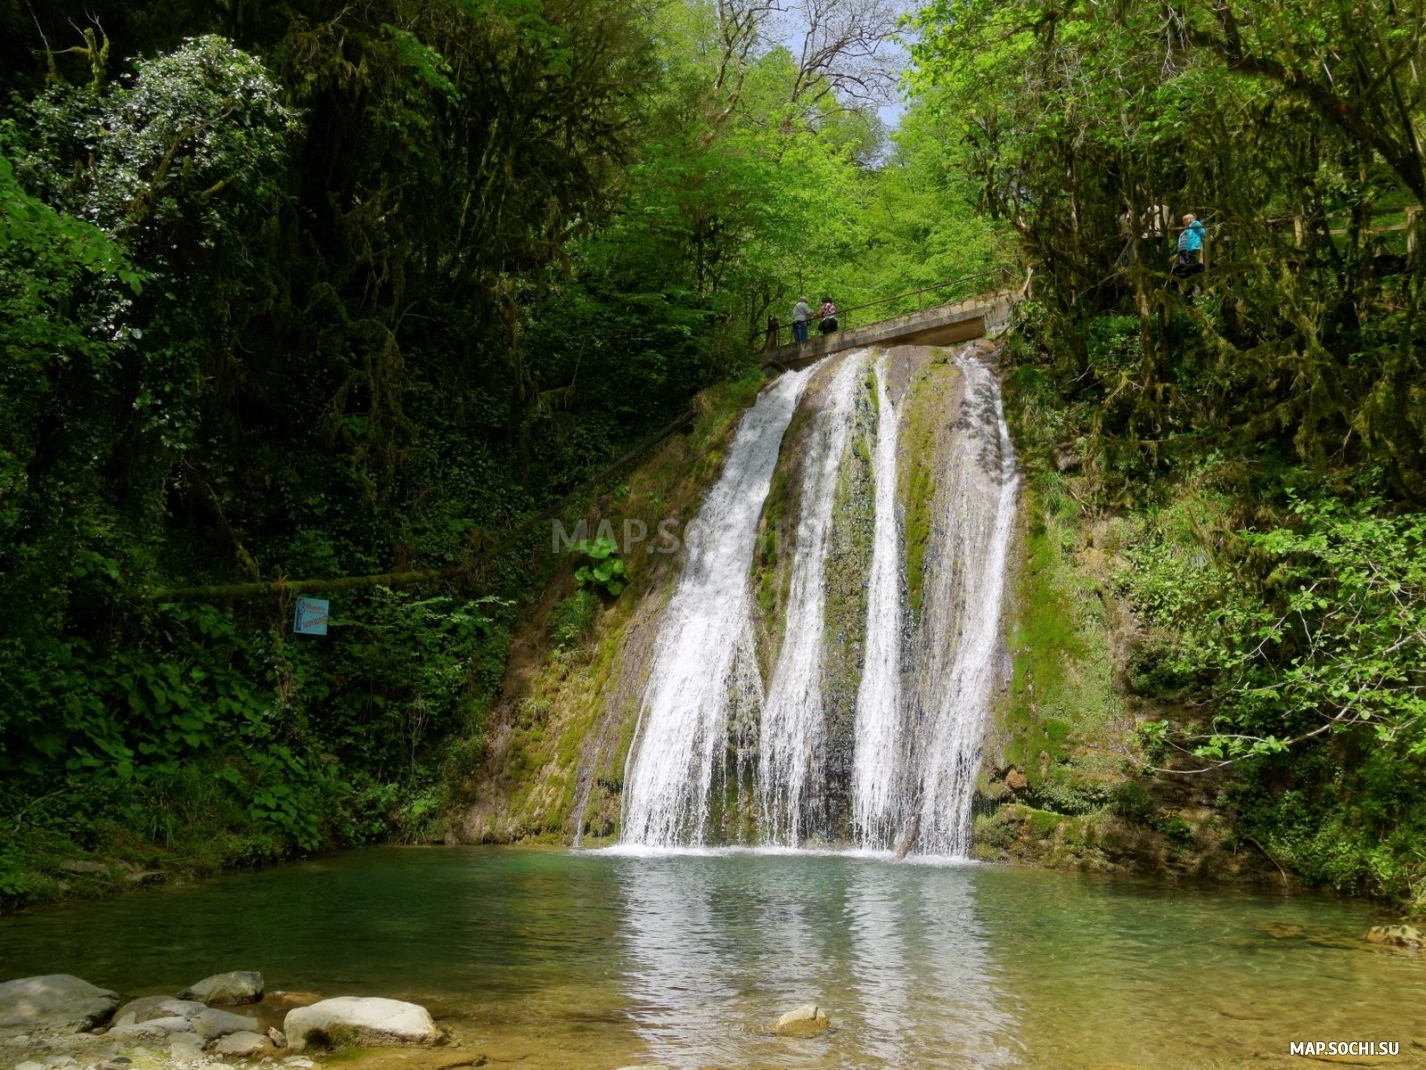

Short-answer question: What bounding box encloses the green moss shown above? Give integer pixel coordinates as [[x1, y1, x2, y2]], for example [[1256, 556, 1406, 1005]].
[[1000, 478, 1126, 785], [898, 359, 959, 616]]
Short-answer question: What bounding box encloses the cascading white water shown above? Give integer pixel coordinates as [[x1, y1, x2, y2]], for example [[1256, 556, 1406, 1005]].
[[618, 345, 1017, 857], [912, 355, 1020, 856], [758, 351, 867, 845], [851, 355, 905, 849], [621, 367, 813, 846]]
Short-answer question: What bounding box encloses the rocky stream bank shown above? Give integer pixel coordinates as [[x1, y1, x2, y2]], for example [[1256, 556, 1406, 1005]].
[[0, 972, 451, 1070], [1, 971, 839, 1070]]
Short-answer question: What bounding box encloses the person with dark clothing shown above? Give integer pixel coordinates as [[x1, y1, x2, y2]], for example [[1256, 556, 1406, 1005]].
[[1118, 205, 1135, 267], [817, 296, 838, 335], [1145, 201, 1171, 261]]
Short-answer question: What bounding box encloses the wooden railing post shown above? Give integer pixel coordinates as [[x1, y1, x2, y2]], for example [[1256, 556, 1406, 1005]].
[[1409, 206, 1421, 257]]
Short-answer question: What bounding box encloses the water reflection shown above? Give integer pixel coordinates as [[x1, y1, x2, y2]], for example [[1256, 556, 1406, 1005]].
[[615, 852, 1018, 1067]]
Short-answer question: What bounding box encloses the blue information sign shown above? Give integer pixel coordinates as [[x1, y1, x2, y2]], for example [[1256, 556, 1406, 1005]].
[[293, 597, 330, 636]]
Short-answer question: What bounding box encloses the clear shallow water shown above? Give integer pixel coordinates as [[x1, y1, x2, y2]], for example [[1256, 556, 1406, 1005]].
[[1, 847, 1422, 1069]]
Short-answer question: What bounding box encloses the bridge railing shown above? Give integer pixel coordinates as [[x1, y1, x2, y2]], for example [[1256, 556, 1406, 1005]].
[[766, 264, 1019, 349]]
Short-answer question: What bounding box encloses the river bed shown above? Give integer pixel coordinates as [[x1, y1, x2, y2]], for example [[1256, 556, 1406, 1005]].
[[1, 846, 1420, 1069]]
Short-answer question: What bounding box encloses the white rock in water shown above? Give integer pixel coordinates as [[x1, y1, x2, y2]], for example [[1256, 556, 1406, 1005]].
[[283, 998, 439, 1052], [774, 1003, 831, 1037], [15, 1061, 46, 1070], [178, 972, 264, 1007], [111, 998, 205, 1029], [282, 1057, 315, 1068], [109, 1015, 195, 1039], [0, 977, 121, 1034], [192, 1009, 260, 1041], [215, 1031, 274, 1056]]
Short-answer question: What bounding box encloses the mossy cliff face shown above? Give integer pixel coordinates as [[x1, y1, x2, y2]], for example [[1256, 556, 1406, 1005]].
[[455, 375, 766, 844], [456, 338, 1263, 873], [972, 372, 1280, 885]]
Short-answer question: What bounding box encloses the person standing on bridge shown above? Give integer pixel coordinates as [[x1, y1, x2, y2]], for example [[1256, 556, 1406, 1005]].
[[818, 296, 838, 336], [792, 296, 812, 343]]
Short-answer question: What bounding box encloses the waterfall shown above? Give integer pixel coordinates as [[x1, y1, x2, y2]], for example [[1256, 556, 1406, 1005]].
[[911, 355, 1020, 856], [618, 346, 1017, 858], [851, 355, 905, 849], [758, 351, 866, 845], [621, 367, 813, 846]]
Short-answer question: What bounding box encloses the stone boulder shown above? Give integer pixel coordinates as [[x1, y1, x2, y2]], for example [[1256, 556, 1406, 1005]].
[[112, 997, 205, 1028], [215, 1031, 275, 1056], [1367, 924, 1425, 948], [774, 1003, 830, 1037], [169, 1032, 207, 1059], [192, 1009, 260, 1041], [283, 998, 439, 1052], [108, 1015, 195, 1039], [0, 975, 121, 1034], [178, 972, 264, 1006]]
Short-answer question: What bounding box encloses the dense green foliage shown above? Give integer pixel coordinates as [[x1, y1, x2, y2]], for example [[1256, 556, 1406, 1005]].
[[0, 0, 1003, 902], [912, 0, 1426, 898]]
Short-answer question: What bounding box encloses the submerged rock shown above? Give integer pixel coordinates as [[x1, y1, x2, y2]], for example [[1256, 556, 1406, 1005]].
[[283, 997, 439, 1051], [774, 1003, 830, 1037], [178, 972, 264, 1006], [192, 1009, 260, 1040], [0, 975, 121, 1034], [264, 992, 322, 1013], [1367, 924, 1425, 948], [215, 1030, 275, 1056]]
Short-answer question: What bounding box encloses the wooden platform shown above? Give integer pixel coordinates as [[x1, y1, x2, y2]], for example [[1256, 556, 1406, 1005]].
[[765, 289, 1018, 372]]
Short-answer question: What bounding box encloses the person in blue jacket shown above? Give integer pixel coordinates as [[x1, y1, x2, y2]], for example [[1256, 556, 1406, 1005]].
[[1175, 213, 1206, 272]]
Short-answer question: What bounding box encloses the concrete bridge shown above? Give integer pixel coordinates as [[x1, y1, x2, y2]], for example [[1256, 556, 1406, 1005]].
[[764, 281, 1021, 372]]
